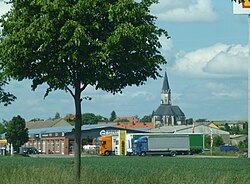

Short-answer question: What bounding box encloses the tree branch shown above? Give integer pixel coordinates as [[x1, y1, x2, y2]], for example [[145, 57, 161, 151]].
[[66, 86, 75, 98]]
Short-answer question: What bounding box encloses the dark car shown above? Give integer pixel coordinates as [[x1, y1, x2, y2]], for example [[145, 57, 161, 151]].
[[22, 147, 39, 154], [220, 145, 239, 152]]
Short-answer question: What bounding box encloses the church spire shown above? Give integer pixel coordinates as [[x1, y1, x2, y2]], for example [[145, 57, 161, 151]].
[[161, 71, 171, 105], [162, 72, 170, 92]]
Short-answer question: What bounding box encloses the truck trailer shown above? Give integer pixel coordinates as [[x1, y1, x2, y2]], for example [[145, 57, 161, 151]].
[[115, 133, 178, 156], [188, 134, 204, 154], [132, 134, 190, 156]]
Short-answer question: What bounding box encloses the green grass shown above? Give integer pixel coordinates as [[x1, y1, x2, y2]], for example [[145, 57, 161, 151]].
[[0, 156, 250, 184]]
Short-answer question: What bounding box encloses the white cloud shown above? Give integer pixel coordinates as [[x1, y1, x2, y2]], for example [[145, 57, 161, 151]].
[[159, 36, 173, 59], [97, 90, 154, 103], [171, 43, 248, 78], [151, 0, 218, 22], [204, 45, 248, 75], [205, 82, 245, 99], [0, 1, 11, 16]]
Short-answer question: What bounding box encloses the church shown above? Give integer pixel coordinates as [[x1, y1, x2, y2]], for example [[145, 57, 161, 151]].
[[152, 72, 186, 127]]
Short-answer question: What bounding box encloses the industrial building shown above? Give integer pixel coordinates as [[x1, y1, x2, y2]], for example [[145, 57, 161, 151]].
[[150, 124, 230, 144], [25, 124, 148, 155]]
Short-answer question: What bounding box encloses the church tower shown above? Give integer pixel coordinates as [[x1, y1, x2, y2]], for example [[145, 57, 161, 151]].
[[161, 72, 171, 105], [152, 70, 185, 127]]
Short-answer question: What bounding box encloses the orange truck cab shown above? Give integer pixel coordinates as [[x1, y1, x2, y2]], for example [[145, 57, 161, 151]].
[[99, 135, 117, 156]]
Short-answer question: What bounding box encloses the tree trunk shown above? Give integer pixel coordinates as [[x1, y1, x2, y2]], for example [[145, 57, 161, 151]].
[[74, 84, 82, 182]]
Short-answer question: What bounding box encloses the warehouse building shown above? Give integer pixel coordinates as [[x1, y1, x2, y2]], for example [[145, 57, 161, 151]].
[[150, 124, 230, 144]]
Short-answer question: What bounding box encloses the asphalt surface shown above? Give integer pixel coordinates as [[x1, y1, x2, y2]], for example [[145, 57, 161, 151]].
[[28, 154, 240, 159]]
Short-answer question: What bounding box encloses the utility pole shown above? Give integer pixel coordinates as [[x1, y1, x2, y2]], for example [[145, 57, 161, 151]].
[[233, 0, 250, 158]]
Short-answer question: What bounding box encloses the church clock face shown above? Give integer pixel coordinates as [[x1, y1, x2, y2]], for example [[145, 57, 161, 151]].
[[164, 94, 169, 102]]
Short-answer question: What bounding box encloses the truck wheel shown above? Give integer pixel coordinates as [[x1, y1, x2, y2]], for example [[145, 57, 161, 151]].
[[104, 151, 110, 156], [170, 151, 176, 157], [141, 152, 146, 156]]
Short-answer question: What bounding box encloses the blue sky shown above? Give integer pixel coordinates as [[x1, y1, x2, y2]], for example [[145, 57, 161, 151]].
[[0, 0, 249, 121]]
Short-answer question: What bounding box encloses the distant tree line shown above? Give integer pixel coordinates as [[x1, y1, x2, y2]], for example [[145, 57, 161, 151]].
[[222, 122, 248, 135], [80, 111, 153, 124]]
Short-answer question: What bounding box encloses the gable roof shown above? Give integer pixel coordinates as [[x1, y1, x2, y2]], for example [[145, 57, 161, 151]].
[[113, 116, 138, 122], [115, 122, 154, 129], [154, 104, 185, 116], [150, 124, 229, 135], [28, 124, 116, 135], [26, 118, 71, 129], [98, 116, 155, 129]]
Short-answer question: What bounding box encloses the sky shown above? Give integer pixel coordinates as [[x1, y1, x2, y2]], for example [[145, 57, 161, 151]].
[[0, 0, 249, 121]]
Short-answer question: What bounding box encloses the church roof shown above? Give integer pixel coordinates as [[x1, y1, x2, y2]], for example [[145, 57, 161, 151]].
[[162, 72, 170, 92], [154, 104, 185, 117]]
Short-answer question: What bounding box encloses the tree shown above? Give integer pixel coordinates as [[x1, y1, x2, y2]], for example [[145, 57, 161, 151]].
[[95, 115, 108, 122], [54, 112, 61, 119], [195, 118, 207, 122], [0, 79, 16, 106], [0, 122, 6, 134], [82, 113, 97, 124], [231, 125, 240, 135], [81, 113, 108, 124], [186, 118, 193, 125], [0, 0, 167, 180], [238, 138, 248, 150], [115, 118, 129, 122], [205, 135, 224, 148], [141, 115, 152, 122], [110, 111, 117, 122], [213, 135, 224, 147], [224, 123, 231, 133], [1, 58, 16, 106], [5, 115, 28, 153], [241, 122, 248, 135]]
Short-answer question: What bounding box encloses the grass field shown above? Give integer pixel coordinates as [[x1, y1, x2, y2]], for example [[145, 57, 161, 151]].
[[0, 156, 250, 184]]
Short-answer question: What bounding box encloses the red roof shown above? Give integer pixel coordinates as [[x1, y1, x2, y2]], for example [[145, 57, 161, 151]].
[[98, 116, 154, 129]]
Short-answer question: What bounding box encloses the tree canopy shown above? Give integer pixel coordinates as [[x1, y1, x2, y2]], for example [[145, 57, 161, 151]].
[[140, 115, 152, 122], [0, 122, 6, 134], [82, 113, 108, 124], [109, 110, 117, 121], [0, 0, 167, 95], [0, 79, 16, 106], [0, 0, 168, 180], [186, 118, 194, 125], [5, 115, 28, 152], [54, 112, 61, 119]]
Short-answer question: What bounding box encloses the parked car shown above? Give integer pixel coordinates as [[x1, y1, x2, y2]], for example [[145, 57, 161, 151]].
[[83, 145, 96, 150], [22, 147, 39, 154], [220, 145, 239, 152]]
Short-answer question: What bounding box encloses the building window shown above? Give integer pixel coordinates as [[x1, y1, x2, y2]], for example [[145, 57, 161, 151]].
[[42, 141, 45, 153], [47, 140, 50, 153], [51, 140, 54, 153], [61, 140, 64, 155], [38, 141, 41, 152], [56, 140, 60, 152], [34, 141, 37, 149]]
